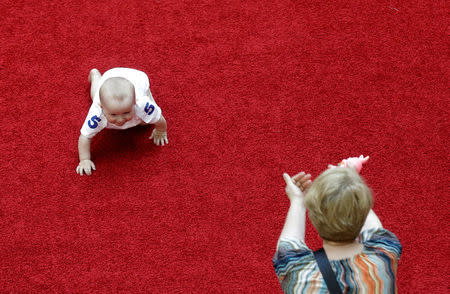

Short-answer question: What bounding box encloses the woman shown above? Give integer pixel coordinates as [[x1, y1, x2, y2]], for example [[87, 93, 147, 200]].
[[273, 157, 401, 293]]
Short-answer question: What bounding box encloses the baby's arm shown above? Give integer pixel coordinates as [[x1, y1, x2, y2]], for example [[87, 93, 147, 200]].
[[76, 134, 96, 175], [141, 89, 168, 146], [153, 114, 167, 132], [149, 115, 168, 146]]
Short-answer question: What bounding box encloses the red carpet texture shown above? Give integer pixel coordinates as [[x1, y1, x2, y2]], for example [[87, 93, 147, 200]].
[[0, 0, 448, 293]]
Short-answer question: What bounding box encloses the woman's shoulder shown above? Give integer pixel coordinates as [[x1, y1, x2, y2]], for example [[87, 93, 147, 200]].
[[274, 239, 315, 269], [360, 228, 402, 259], [360, 227, 400, 243], [278, 238, 310, 251], [273, 238, 318, 285]]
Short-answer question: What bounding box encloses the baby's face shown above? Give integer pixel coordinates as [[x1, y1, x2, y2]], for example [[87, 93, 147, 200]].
[[102, 99, 134, 126], [99, 77, 136, 126]]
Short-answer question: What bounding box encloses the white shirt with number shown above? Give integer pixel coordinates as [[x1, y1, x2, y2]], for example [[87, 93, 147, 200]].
[[80, 68, 162, 139]]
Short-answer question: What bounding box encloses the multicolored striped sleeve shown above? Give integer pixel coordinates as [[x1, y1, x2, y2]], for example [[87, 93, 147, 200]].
[[361, 228, 402, 260], [273, 239, 329, 293], [273, 239, 312, 280]]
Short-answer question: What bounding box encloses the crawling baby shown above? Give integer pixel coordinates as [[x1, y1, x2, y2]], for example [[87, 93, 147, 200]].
[[76, 67, 168, 175]]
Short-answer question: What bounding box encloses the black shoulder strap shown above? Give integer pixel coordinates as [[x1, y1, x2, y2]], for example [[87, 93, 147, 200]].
[[313, 248, 343, 294]]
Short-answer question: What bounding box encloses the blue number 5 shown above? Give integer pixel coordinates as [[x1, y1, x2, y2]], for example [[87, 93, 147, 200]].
[[88, 115, 101, 129], [144, 102, 155, 115]]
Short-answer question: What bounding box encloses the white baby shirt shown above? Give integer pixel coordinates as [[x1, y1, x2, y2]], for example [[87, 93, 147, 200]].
[[80, 68, 162, 139]]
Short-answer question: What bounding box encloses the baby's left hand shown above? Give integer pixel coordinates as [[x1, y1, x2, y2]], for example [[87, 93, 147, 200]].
[[150, 129, 168, 146]]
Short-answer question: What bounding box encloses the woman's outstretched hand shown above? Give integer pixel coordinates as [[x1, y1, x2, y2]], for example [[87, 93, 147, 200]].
[[283, 172, 312, 201]]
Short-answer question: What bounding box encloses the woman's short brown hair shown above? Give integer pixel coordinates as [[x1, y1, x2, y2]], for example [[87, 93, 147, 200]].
[[304, 168, 373, 242]]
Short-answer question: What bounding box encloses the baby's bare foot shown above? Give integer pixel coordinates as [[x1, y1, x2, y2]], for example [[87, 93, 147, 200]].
[[88, 69, 101, 83], [88, 69, 102, 100]]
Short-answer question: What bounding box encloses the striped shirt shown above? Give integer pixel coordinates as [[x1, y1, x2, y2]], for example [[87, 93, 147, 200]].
[[273, 228, 402, 293]]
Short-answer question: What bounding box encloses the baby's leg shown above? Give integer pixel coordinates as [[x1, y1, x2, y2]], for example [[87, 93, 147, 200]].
[[88, 69, 102, 101]]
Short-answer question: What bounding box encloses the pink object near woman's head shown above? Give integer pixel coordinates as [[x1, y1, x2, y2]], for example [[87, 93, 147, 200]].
[[337, 155, 369, 173]]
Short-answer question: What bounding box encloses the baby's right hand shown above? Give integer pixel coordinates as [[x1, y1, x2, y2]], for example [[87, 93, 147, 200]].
[[150, 129, 168, 146], [76, 159, 96, 176]]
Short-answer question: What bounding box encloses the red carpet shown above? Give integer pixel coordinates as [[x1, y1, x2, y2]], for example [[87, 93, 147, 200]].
[[0, 0, 448, 292]]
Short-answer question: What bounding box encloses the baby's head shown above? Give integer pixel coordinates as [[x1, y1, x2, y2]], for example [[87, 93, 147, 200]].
[[99, 77, 135, 126], [304, 167, 373, 243]]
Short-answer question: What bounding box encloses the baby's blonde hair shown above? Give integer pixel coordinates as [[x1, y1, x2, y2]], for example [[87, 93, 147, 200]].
[[304, 168, 373, 242], [99, 77, 135, 106]]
